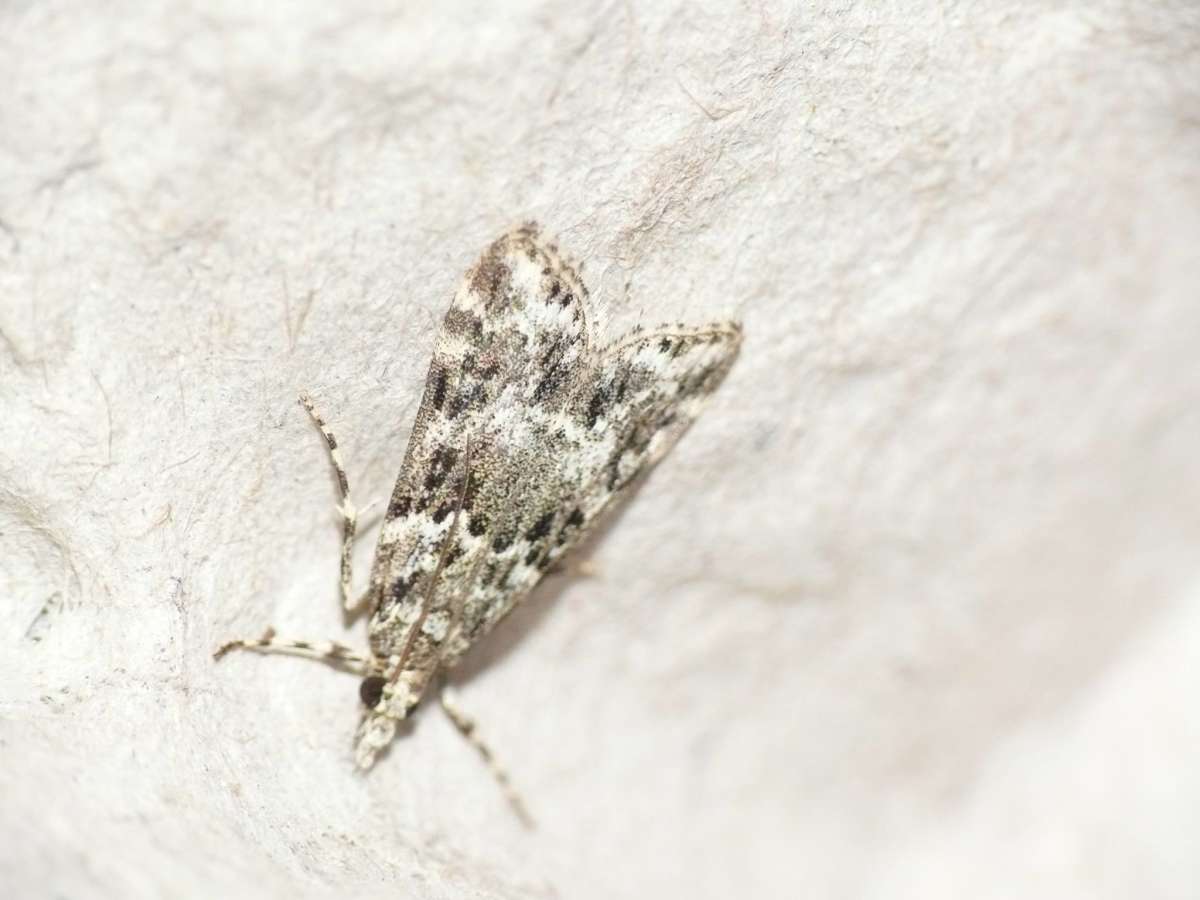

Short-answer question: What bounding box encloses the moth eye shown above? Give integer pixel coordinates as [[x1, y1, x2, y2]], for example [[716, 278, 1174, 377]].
[[359, 676, 386, 709]]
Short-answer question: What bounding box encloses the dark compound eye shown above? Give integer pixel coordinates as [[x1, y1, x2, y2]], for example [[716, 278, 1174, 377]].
[[359, 676, 386, 709]]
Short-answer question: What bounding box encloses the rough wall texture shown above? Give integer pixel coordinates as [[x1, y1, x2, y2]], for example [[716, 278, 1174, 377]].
[[2, 2, 1198, 898]]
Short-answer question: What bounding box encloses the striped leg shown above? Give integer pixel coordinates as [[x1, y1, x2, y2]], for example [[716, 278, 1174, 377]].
[[214, 627, 370, 674], [438, 683, 534, 828], [299, 392, 369, 614]]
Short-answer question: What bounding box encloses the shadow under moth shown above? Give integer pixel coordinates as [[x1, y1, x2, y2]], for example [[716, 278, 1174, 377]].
[[217, 223, 741, 822]]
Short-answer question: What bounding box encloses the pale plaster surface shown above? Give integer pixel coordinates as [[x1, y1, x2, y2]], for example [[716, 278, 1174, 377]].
[[2, 3, 1198, 898]]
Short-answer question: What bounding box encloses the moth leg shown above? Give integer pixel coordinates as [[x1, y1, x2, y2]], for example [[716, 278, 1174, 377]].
[[299, 392, 367, 615], [214, 627, 370, 674], [438, 683, 534, 828]]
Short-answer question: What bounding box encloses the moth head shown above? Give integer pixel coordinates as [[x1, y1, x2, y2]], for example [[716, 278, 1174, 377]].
[[353, 675, 419, 769], [358, 675, 387, 709]]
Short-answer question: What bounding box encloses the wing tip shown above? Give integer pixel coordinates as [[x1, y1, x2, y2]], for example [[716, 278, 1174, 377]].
[[492, 220, 587, 293]]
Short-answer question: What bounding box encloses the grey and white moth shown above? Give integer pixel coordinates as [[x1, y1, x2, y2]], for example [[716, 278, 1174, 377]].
[[217, 223, 741, 808]]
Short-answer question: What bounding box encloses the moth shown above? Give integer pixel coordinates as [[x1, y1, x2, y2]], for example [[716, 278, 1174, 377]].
[[217, 224, 741, 816]]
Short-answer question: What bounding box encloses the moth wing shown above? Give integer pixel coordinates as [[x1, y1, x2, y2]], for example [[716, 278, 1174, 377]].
[[580, 321, 744, 498], [365, 224, 593, 666], [438, 320, 743, 665]]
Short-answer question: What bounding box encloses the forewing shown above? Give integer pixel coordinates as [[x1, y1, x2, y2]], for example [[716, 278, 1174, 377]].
[[365, 224, 592, 669], [580, 322, 743, 497], [439, 320, 743, 665]]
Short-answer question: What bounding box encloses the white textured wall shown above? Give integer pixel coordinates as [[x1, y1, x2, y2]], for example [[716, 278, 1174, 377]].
[[3, 3, 1198, 898]]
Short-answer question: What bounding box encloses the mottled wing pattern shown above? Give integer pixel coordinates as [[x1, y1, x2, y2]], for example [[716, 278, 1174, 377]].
[[441, 321, 742, 665], [364, 225, 592, 690], [365, 223, 741, 699]]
